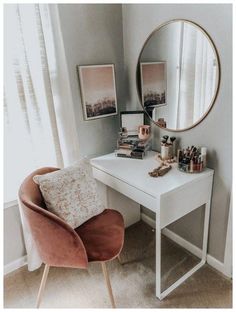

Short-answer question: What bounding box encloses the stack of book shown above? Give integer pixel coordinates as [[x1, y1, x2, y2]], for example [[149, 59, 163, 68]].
[[115, 136, 151, 159]]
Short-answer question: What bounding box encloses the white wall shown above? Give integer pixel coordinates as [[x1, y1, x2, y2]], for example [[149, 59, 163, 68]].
[[4, 204, 26, 266], [57, 4, 125, 158], [122, 3, 232, 262]]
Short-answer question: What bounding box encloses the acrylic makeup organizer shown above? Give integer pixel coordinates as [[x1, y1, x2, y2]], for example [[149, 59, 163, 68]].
[[177, 146, 207, 173]]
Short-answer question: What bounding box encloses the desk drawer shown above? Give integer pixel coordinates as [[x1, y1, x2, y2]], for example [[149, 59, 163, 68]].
[[92, 167, 157, 213], [160, 174, 213, 228]]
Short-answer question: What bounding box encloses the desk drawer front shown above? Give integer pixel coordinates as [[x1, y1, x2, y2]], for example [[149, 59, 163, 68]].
[[160, 175, 213, 228], [92, 167, 157, 213]]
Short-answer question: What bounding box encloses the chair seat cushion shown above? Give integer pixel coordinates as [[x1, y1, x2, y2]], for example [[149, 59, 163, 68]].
[[75, 209, 124, 262]]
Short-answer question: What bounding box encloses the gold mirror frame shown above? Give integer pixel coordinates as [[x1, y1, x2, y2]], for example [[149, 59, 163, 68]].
[[136, 19, 221, 132]]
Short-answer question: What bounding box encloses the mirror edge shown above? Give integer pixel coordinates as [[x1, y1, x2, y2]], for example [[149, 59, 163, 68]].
[[136, 18, 221, 132]]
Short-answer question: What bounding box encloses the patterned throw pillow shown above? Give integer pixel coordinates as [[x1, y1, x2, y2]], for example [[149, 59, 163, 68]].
[[33, 159, 105, 228]]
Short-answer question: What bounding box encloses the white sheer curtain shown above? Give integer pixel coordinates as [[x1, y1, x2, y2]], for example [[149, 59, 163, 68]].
[[4, 4, 63, 203], [4, 4, 79, 270], [177, 22, 217, 129], [193, 29, 217, 121], [40, 4, 80, 166]]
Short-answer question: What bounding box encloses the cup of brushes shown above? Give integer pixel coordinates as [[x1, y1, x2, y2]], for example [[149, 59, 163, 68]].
[[160, 135, 176, 160]]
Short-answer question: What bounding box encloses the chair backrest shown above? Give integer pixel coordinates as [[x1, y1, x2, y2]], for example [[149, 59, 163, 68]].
[[19, 167, 88, 269]]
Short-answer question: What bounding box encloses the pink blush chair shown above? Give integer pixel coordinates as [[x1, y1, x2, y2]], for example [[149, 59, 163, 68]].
[[18, 167, 124, 308]]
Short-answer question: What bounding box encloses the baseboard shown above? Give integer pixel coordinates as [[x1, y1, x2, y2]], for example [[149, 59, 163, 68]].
[[207, 254, 230, 277], [4, 255, 27, 275], [141, 212, 230, 278], [141, 212, 156, 228], [162, 227, 202, 258]]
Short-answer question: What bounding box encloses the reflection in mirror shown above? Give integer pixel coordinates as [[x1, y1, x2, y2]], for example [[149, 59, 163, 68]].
[[138, 20, 220, 131]]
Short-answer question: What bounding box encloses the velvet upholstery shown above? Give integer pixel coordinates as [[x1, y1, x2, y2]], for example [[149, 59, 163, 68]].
[[19, 167, 124, 269], [76, 209, 124, 262]]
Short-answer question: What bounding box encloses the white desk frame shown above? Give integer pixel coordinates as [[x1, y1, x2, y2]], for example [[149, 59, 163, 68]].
[[90, 152, 214, 300]]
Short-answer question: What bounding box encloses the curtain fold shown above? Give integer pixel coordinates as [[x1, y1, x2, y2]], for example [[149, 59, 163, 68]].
[[18, 198, 43, 271], [4, 4, 79, 270], [177, 22, 217, 129], [40, 4, 80, 167]]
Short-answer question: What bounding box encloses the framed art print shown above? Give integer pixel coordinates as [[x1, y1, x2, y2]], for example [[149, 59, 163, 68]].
[[78, 64, 118, 120], [140, 62, 166, 108]]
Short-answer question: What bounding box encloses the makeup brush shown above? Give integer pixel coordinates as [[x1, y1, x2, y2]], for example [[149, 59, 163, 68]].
[[163, 135, 169, 144], [169, 137, 176, 157]]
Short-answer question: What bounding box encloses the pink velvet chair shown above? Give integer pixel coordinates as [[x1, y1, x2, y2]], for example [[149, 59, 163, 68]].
[[18, 167, 124, 308]]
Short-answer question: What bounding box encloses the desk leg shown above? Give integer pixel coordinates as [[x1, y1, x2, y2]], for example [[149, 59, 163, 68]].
[[156, 209, 161, 299], [202, 201, 211, 262], [157, 200, 211, 300]]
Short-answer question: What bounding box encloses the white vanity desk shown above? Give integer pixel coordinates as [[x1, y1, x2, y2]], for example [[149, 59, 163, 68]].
[[90, 151, 214, 300]]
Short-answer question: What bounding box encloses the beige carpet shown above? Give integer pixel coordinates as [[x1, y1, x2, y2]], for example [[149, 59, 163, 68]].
[[4, 221, 232, 308]]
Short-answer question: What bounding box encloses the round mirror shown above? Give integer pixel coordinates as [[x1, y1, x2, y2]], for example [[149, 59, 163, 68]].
[[137, 19, 220, 131]]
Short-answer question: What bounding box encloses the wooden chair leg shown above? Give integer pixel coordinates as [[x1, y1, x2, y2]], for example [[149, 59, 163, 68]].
[[36, 264, 50, 308], [117, 254, 122, 265], [101, 262, 116, 308]]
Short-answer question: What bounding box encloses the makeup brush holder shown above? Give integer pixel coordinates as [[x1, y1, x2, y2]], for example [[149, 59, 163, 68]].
[[161, 144, 173, 160], [177, 146, 207, 173]]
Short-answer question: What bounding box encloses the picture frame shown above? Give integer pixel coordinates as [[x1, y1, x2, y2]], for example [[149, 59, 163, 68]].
[[120, 111, 144, 136], [77, 64, 118, 120], [140, 62, 167, 108]]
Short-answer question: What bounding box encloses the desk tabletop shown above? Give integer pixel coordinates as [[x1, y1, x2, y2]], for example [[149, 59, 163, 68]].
[[90, 151, 214, 198]]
